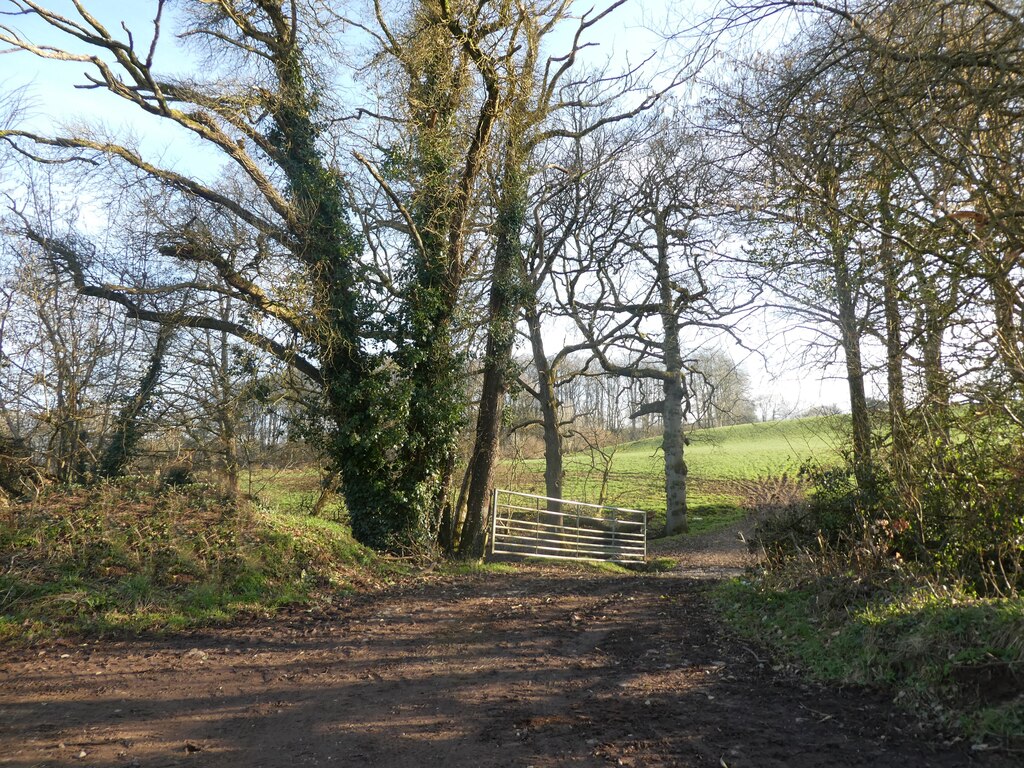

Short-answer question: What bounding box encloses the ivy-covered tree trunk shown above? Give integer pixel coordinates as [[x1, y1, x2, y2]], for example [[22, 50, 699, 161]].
[[266, 38, 418, 550], [387, 0, 502, 551], [460, 159, 527, 558], [98, 325, 173, 479], [397, 282, 465, 549], [1, 0, 501, 553], [268, 9, 488, 551]]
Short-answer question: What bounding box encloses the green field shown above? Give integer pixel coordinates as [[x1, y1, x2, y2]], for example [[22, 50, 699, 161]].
[[243, 465, 346, 520], [498, 417, 841, 533], [249, 417, 843, 537]]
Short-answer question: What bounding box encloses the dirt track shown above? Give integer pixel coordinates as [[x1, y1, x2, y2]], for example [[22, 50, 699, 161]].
[[0, 527, 1014, 767]]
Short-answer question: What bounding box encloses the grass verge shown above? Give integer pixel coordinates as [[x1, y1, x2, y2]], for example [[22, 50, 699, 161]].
[[713, 574, 1024, 746], [0, 480, 399, 642]]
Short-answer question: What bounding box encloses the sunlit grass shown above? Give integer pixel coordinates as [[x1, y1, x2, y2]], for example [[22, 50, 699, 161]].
[[498, 417, 841, 534], [245, 466, 347, 521], [243, 419, 841, 539], [715, 578, 1024, 745], [0, 481, 393, 642]]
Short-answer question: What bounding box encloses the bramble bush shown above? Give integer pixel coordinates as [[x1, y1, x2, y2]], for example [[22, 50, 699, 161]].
[[754, 410, 1024, 597]]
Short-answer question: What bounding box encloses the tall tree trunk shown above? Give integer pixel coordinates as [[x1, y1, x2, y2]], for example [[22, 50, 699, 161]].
[[216, 302, 239, 495], [525, 300, 563, 511], [879, 188, 909, 490], [50, 373, 79, 483], [459, 159, 526, 558], [263, 39, 403, 550], [393, 1, 503, 552], [441, 455, 474, 555], [833, 248, 873, 492], [657, 216, 688, 535], [988, 247, 1024, 397], [921, 322, 948, 407], [661, 369, 688, 536], [910, 254, 953, 413], [459, 337, 511, 556]]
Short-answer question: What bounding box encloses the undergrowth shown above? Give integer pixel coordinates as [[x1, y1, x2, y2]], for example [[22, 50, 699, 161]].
[[715, 573, 1024, 746], [715, 449, 1024, 748], [0, 479, 397, 642]]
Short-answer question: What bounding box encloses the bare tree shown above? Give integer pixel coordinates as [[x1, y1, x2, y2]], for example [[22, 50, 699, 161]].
[[456, 1, 672, 556], [688, 348, 756, 429], [97, 322, 173, 479], [563, 119, 745, 535], [719, 28, 886, 491]]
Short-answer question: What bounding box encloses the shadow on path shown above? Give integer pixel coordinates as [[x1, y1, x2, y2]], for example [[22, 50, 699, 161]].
[[0, 554, 1013, 767]]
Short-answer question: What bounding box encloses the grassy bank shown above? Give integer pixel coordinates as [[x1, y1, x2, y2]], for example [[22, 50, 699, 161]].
[[715, 571, 1024, 746], [707, 413, 1024, 747], [0, 480, 398, 642]]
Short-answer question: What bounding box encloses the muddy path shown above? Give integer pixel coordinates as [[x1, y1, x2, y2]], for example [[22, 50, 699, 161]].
[[0, 526, 1013, 767]]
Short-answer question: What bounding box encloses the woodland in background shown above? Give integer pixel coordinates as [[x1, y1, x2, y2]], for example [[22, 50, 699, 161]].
[[0, 0, 1022, 591]]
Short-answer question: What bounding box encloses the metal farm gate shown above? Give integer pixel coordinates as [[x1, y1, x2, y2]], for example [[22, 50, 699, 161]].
[[489, 489, 647, 564]]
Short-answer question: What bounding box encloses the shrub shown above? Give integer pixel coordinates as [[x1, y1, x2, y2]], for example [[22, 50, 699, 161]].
[[755, 411, 1024, 597]]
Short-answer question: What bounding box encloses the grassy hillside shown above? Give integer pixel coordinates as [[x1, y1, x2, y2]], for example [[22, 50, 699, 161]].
[[498, 417, 842, 534]]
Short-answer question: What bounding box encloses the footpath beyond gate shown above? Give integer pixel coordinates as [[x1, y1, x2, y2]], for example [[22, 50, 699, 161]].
[[488, 489, 647, 564]]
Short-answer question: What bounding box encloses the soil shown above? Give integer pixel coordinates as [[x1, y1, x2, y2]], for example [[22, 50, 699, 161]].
[[1, 523, 1016, 768]]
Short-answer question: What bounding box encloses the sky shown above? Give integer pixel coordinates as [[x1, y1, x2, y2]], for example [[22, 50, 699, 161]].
[[0, 0, 857, 415]]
